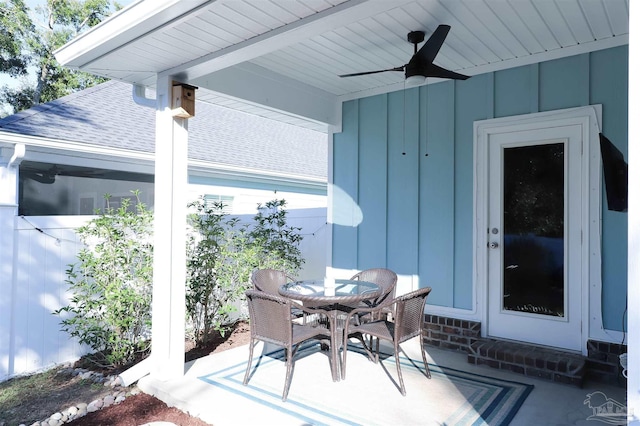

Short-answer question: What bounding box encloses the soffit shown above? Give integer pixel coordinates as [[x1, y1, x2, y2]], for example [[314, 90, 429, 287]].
[[56, 0, 629, 131]]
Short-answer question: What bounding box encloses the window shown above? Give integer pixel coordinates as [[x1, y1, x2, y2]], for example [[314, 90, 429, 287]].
[[203, 194, 234, 214], [19, 161, 154, 216]]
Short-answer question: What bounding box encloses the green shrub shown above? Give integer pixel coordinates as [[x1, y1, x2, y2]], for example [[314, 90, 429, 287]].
[[250, 199, 304, 274], [58, 192, 305, 359], [185, 197, 304, 345], [185, 197, 257, 344], [55, 192, 153, 368]]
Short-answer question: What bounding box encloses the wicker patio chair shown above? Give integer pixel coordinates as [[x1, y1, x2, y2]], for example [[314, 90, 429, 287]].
[[251, 268, 294, 294], [251, 268, 308, 321], [349, 268, 398, 321], [341, 287, 433, 395], [243, 289, 333, 401]]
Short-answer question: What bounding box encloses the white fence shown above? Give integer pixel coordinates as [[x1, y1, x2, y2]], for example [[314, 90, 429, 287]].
[[1, 208, 326, 381]]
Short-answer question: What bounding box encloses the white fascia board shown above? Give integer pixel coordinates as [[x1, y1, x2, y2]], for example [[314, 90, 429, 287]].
[[193, 63, 340, 126], [0, 132, 326, 189], [188, 160, 327, 189], [22, 149, 154, 175], [0, 132, 153, 162], [0, 133, 155, 174], [54, 0, 212, 67]]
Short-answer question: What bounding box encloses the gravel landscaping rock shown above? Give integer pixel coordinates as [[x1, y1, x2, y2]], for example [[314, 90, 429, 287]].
[[16, 367, 138, 426]]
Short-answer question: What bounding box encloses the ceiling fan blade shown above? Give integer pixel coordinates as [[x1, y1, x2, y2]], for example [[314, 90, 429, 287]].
[[339, 66, 404, 78], [427, 64, 470, 80], [416, 24, 451, 64], [339, 24, 469, 83]]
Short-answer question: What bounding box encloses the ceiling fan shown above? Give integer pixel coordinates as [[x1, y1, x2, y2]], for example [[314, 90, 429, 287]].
[[339, 24, 470, 84], [21, 164, 101, 184]]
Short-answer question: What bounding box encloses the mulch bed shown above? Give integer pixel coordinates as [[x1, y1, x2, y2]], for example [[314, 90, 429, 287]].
[[67, 321, 252, 426], [66, 393, 211, 426]]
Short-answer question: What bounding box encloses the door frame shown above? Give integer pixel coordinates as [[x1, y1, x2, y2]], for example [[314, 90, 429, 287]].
[[473, 105, 602, 355]]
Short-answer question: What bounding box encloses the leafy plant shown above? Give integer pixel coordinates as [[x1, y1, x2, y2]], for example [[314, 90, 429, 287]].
[[0, 0, 119, 116], [250, 199, 304, 275], [185, 197, 255, 344], [0, 0, 32, 77], [55, 191, 153, 368], [185, 197, 304, 345], [58, 192, 305, 357]]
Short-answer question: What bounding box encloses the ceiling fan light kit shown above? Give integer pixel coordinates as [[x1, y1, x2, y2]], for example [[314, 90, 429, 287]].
[[405, 75, 426, 86], [338, 24, 470, 83]]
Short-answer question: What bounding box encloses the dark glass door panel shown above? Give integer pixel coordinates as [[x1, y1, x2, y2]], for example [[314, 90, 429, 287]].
[[502, 143, 565, 317]]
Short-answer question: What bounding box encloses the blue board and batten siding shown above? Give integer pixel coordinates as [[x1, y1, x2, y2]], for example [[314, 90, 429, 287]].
[[332, 45, 628, 332]]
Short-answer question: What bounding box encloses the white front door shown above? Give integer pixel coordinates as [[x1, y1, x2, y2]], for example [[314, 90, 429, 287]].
[[485, 124, 584, 351]]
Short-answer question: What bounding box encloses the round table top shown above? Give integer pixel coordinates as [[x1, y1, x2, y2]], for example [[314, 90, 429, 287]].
[[278, 278, 381, 305]]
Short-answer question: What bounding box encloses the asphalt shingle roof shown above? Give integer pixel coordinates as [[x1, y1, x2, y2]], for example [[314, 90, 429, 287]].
[[0, 81, 327, 179]]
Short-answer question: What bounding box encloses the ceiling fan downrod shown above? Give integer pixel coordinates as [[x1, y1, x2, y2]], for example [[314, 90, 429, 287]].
[[407, 31, 425, 54]]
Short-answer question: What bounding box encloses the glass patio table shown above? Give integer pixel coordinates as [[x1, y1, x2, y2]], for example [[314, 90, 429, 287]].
[[278, 279, 381, 382]]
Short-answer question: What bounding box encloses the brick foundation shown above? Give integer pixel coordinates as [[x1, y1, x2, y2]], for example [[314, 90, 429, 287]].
[[423, 314, 626, 388], [468, 338, 586, 386], [423, 314, 481, 352], [586, 340, 627, 387]]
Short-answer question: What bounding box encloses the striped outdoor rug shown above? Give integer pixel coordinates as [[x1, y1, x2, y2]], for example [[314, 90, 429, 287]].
[[199, 340, 533, 425]]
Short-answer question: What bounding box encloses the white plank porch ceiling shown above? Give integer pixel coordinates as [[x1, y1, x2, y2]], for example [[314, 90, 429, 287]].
[[69, 0, 629, 131]]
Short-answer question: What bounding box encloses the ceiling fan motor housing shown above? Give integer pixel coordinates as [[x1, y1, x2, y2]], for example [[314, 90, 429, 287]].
[[407, 31, 425, 45], [405, 59, 423, 78]]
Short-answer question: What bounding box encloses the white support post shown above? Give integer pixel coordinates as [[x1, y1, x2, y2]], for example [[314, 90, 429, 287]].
[[0, 143, 24, 378], [150, 76, 188, 380], [0, 143, 24, 205], [629, 1, 639, 423], [326, 125, 336, 278]]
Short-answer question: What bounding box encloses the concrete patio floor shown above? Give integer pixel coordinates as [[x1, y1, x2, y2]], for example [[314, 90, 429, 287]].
[[137, 339, 627, 425]]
